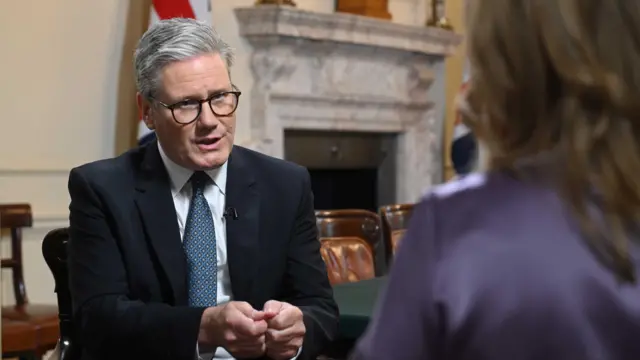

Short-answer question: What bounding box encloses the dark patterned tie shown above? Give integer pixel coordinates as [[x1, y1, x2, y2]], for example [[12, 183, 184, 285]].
[[183, 171, 217, 307]]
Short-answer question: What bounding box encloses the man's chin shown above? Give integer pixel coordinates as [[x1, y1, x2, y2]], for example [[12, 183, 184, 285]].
[[192, 153, 229, 170]]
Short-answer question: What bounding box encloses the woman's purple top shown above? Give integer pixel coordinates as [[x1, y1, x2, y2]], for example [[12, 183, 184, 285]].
[[351, 172, 640, 360]]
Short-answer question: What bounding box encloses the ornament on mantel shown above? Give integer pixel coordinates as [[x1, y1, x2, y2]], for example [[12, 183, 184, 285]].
[[426, 0, 453, 30], [335, 0, 392, 20], [254, 0, 297, 6]]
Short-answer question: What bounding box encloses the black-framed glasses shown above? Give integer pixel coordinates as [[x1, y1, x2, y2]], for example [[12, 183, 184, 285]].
[[151, 88, 241, 125]]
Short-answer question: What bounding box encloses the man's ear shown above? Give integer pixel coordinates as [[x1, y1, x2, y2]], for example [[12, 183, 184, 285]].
[[137, 93, 155, 130]]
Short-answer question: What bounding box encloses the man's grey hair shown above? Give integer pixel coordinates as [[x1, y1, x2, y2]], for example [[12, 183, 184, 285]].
[[134, 18, 234, 99]]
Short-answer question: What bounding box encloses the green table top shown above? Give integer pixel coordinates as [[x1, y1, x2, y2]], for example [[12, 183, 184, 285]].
[[332, 276, 387, 339]]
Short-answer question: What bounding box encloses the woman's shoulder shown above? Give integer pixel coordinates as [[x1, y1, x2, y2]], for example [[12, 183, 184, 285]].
[[423, 171, 524, 208], [416, 171, 558, 243]]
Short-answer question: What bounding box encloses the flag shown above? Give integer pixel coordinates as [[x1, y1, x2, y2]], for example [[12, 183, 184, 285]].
[[138, 0, 212, 146], [450, 62, 477, 175]]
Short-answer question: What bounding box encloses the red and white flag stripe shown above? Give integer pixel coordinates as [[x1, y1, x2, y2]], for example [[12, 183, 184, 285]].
[[138, 0, 212, 145]]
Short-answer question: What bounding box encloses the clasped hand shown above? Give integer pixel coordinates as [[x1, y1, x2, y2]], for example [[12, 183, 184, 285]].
[[201, 300, 305, 359]]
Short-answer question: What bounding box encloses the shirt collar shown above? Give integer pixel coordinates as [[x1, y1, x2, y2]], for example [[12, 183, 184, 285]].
[[157, 141, 227, 197]]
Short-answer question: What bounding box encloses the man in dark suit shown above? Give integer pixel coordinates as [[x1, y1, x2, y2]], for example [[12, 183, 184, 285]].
[[67, 18, 338, 360]]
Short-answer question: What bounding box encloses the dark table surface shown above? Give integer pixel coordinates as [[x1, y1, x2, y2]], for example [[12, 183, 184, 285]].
[[332, 276, 388, 340]]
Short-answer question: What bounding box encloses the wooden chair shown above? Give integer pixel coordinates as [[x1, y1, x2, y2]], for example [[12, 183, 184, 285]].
[[315, 209, 386, 276], [319, 236, 375, 285], [1, 204, 59, 358], [41, 227, 80, 360], [2, 319, 39, 360], [379, 203, 415, 264]]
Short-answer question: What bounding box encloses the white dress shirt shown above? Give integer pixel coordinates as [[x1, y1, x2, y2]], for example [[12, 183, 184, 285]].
[[158, 143, 302, 360]]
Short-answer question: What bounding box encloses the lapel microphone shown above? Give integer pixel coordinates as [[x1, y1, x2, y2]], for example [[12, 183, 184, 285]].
[[223, 207, 239, 220]]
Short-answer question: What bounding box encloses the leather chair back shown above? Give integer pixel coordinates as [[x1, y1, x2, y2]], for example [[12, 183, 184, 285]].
[[379, 203, 415, 263], [315, 209, 386, 275], [319, 237, 375, 284]]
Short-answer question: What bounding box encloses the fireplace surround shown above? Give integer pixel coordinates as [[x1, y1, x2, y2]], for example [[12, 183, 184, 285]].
[[234, 5, 461, 203]]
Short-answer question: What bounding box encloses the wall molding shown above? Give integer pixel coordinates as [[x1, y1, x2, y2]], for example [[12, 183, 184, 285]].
[[32, 213, 69, 230]]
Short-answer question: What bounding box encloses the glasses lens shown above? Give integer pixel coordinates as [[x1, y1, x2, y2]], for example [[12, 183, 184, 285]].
[[210, 93, 238, 116], [172, 101, 200, 124]]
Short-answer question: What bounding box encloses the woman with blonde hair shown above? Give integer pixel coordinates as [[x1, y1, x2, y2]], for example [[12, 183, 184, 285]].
[[350, 0, 640, 359]]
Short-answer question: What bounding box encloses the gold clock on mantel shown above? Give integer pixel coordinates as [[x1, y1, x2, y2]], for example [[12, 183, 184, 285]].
[[335, 0, 392, 20]]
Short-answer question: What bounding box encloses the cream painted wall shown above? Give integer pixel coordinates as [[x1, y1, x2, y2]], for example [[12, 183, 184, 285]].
[[0, 0, 129, 306], [0, 0, 436, 306]]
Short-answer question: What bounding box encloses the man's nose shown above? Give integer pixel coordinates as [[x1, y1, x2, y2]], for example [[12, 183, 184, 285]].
[[198, 102, 220, 127]]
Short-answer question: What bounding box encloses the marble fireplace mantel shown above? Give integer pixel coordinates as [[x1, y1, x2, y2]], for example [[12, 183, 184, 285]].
[[234, 5, 462, 203]]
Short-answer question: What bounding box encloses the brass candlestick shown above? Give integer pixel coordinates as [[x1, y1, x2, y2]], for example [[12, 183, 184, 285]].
[[426, 0, 453, 30], [254, 0, 297, 5]]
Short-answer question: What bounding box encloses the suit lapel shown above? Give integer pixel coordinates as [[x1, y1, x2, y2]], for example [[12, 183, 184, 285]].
[[134, 142, 187, 305], [225, 146, 260, 302]]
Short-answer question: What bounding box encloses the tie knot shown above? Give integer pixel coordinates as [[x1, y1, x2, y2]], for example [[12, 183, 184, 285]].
[[190, 171, 210, 191]]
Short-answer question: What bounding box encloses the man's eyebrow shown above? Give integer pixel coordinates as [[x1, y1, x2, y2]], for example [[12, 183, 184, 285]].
[[207, 87, 233, 96]]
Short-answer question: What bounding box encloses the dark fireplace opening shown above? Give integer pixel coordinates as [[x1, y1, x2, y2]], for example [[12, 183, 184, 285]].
[[284, 129, 397, 211], [309, 168, 378, 212]]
